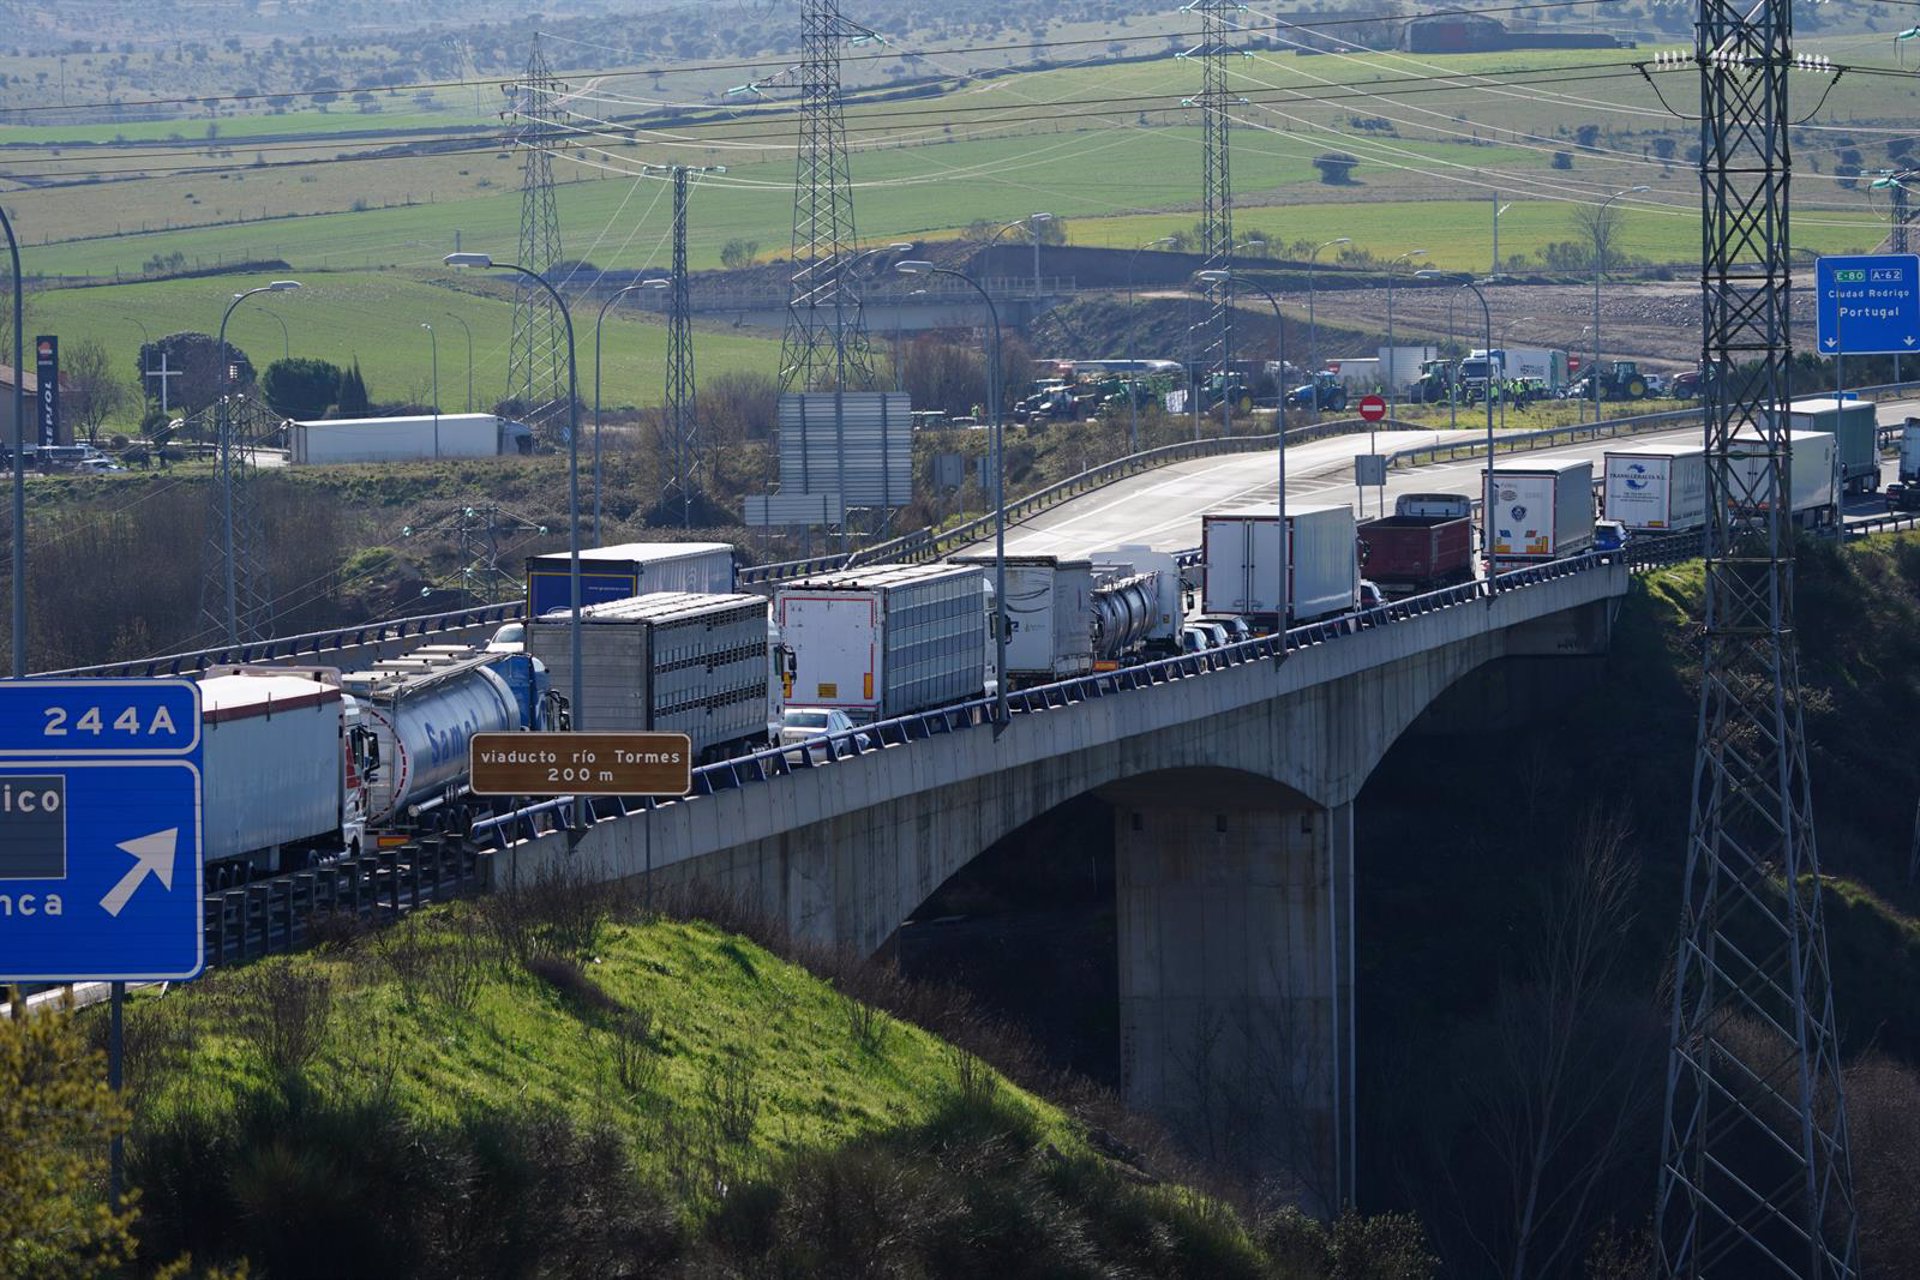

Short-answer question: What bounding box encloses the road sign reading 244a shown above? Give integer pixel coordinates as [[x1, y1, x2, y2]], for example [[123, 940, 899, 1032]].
[[0, 680, 204, 982], [1815, 254, 1920, 355]]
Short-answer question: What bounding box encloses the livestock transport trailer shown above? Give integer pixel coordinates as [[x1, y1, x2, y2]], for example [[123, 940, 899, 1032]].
[[528, 592, 773, 762]]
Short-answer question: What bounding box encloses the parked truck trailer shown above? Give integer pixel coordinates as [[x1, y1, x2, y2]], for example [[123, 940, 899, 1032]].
[[1729, 429, 1839, 529], [949, 554, 1093, 687], [775, 563, 990, 725], [1356, 492, 1476, 595], [197, 668, 367, 880], [528, 592, 773, 762], [1483, 459, 1595, 562], [526, 542, 735, 618], [1769, 398, 1880, 494], [1201, 503, 1359, 625], [1602, 443, 1708, 534], [286, 413, 533, 464]]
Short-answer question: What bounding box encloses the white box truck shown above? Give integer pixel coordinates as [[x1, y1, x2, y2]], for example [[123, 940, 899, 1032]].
[[1768, 398, 1879, 494], [1729, 429, 1839, 529], [528, 592, 772, 761], [1483, 459, 1595, 562], [1603, 443, 1708, 533], [775, 563, 990, 724], [1202, 503, 1358, 625], [1889, 419, 1920, 510], [949, 554, 1094, 687], [198, 669, 366, 877], [287, 413, 533, 464]]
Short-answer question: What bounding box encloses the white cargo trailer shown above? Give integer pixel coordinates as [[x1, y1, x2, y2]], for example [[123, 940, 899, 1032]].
[[1483, 459, 1595, 562], [776, 563, 989, 724], [198, 669, 364, 876], [949, 554, 1093, 686], [528, 592, 772, 760], [1603, 443, 1707, 533], [1201, 503, 1358, 625], [287, 413, 533, 464], [1729, 429, 1839, 528]]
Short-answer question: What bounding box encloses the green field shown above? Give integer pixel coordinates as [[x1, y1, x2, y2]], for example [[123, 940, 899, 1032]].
[[33, 272, 785, 415]]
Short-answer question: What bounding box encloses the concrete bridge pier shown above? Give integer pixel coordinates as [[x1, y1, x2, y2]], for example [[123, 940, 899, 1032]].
[[1111, 772, 1353, 1212]]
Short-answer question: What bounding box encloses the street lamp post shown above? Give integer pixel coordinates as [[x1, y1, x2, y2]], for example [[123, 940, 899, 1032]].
[[446, 252, 583, 733], [1198, 267, 1289, 638], [1126, 236, 1177, 453], [260, 308, 289, 362], [1384, 249, 1428, 428], [4, 205, 23, 678], [594, 279, 669, 543], [1492, 198, 1513, 276], [216, 280, 301, 646], [1452, 278, 1498, 593], [420, 323, 439, 458], [1591, 186, 1649, 425], [1307, 237, 1351, 381], [444, 312, 473, 412], [899, 260, 1008, 733]]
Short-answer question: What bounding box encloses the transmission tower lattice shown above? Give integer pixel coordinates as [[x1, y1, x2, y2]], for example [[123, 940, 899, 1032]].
[[646, 163, 722, 527], [506, 36, 569, 443], [1181, 0, 1244, 426], [1654, 5, 1859, 1277], [195, 393, 281, 645], [778, 0, 877, 395], [402, 502, 547, 606]]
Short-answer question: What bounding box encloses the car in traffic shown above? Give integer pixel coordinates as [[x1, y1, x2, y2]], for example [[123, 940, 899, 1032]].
[[1592, 519, 1629, 563], [780, 707, 871, 761], [485, 621, 527, 653], [1190, 613, 1252, 645]]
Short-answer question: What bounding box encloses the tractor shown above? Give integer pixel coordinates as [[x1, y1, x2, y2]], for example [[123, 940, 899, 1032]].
[[1285, 371, 1349, 413], [1571, 359, 1651, 401], [1405, 358, 1458, 405]]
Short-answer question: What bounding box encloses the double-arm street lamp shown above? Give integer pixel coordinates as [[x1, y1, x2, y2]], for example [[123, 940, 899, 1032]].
[[446, 251, 583, 730], [897, 259, 1009, 732], [593, 278, 669, 542], [1198, 267, 1290, 640], [217, 279, 301, 646]]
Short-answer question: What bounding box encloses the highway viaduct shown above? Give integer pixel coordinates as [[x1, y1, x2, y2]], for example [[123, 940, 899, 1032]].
[[480, 560, 1627, 1209]]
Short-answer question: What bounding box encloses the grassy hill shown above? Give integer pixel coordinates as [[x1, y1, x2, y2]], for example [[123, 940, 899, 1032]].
[[110, 888, 1433, 1278]]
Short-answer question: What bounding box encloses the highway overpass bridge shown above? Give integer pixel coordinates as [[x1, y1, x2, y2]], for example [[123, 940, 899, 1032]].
[[476, 555, 1631, 1208]]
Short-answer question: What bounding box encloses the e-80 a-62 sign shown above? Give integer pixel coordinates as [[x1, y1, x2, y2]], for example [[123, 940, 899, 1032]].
[[468, 732, 692, 797]]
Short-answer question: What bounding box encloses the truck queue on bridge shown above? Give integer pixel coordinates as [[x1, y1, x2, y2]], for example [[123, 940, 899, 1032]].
[[167, 384, 1906, 892]]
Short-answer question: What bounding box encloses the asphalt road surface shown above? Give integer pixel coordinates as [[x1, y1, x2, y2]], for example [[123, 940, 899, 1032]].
[[965, 400, 1920, 561]]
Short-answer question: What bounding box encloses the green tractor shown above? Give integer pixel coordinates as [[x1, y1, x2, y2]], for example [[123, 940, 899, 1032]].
[[1574, 359, 1651, 402], [1406, 358, 1458, 405]]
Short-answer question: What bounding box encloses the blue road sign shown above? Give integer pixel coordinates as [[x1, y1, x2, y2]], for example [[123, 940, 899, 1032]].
[[1815, 254, 1920, 355], [0, 680, 203, 981]]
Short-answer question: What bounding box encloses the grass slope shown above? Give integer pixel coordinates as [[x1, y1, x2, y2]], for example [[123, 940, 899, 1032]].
[[119, 897, 1352, 1278]]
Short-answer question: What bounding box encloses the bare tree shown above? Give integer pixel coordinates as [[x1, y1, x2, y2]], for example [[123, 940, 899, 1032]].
[[1429, 813, 1663, 1280], [64, 337, 130, 444], [1571, 202, 1623, 277]]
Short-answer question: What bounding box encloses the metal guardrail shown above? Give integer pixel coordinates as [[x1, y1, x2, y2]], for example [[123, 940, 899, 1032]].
[[202, 838, 483, 969], [472, 550, 1622, 850]]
